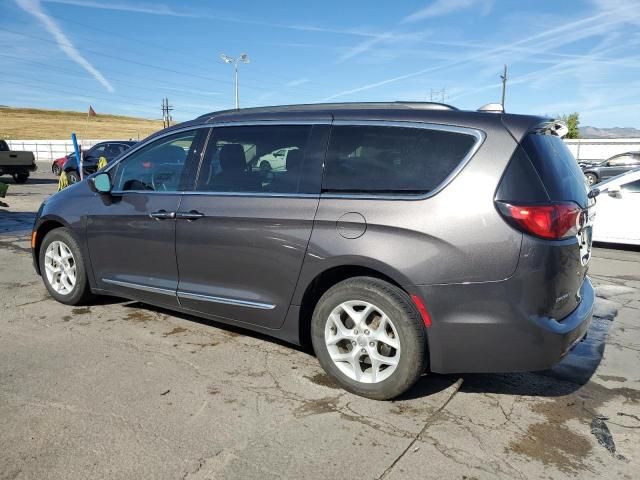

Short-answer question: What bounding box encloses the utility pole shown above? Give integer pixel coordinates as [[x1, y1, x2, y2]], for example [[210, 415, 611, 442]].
[[161, 98, 173, 128], [500, 65, 508, 110], [429, 88, 446, 103]]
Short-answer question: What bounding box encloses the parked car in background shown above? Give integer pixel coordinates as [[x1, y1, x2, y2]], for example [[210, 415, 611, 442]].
[[0, 139, 37, 183], [32, 102, 595, 400], [592, 169, 640, 245], [581, 151, 640, 185], [63, 141, 136, 183], [52, 151, 77, 176]]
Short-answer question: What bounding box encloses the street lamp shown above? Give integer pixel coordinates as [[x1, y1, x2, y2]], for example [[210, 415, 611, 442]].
[[220, 53, 250, 109]]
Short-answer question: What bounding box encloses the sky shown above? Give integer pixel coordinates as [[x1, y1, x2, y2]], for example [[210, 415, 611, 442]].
[[1, 0, 640, 127]]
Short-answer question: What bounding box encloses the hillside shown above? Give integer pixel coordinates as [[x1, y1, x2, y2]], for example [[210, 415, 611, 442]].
[[580, 126, 640, 138], [0, 107, 165, 140]]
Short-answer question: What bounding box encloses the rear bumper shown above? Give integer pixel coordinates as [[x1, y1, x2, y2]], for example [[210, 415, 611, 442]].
[[0, 163, 37, 174], [409, 276, 594, 374]]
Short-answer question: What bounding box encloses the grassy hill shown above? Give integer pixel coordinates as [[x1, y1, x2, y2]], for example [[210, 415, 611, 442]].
[[0, 107, 165, 140]]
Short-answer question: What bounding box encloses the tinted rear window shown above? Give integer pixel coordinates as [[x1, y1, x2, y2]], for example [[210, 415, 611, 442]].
[[521, 133, 588, 206], [323, 125, 478, 194]]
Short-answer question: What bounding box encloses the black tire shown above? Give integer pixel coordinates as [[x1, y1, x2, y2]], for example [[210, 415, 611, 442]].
[[311, 277, 428, 400], [39, 228, 93, 306], [12, 173, 28, 184], [52, 164, 61, 176], [585, 172, 598, 186], [67, 170, 80, 184]]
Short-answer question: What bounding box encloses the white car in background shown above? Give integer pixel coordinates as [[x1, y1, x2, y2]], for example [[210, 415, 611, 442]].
[[593, 169, 640, 245]]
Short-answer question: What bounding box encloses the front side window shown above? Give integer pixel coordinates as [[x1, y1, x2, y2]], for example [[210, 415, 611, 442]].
[[197, 125, 312, 193], [113, 130, 200, 192], [86, 144, 105, 159], [608, 155, 633, 166], [322, 125, 478, 194]]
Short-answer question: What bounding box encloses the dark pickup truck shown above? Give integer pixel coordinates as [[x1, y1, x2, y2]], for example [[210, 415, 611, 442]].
[[0, 140, 38, 183]]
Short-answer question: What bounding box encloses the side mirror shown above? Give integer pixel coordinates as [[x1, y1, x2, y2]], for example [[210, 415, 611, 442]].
[[90, 172, 112, 194], [608, 187, 622, 199]]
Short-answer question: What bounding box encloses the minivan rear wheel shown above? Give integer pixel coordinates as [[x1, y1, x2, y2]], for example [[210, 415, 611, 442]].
[[39, 228, 93, 305], [311, 277, 427, 400]]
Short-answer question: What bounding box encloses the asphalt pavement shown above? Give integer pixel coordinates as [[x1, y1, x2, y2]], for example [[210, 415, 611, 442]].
[[1, 171, 639, 479]]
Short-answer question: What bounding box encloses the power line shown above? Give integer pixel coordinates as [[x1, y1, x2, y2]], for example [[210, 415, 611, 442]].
[[0, 79, 204, 117], [2, 20, 327, 98], [34, 13, 330, 96], [0, 54, 227, 109], [0, 27, 245, 88]]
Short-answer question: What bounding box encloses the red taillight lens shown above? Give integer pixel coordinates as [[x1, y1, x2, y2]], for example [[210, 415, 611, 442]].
[[497, 202, 583, 240]]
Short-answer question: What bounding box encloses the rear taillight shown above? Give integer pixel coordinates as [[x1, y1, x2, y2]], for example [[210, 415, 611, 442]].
[[496, 202, 583, 240]]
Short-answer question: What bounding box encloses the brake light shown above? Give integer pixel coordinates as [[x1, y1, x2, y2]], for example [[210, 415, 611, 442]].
[[497, 202, 583, 240]]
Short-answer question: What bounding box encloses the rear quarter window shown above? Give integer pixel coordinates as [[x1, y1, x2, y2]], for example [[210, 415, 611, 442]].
[[323, 125, 479, 194], [521, 133, 588, 205]]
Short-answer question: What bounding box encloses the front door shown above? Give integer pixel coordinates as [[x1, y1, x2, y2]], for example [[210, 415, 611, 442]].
[[175, 123, 329, 329], [598, 177, 640, 243], [601, 155, 633, 180], [87, 128, 206, 307]]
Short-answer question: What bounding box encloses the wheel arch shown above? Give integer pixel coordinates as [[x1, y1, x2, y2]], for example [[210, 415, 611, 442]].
[[294, 261, 411, 348], [33, 216, 71, 275]]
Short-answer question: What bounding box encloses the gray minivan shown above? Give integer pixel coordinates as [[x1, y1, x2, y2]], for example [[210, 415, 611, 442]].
[[32, 102, 595, 399]]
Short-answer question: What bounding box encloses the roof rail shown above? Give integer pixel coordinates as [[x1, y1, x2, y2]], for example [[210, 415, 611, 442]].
[[394, 101, 458, 111], [477, 103, 504, 113]]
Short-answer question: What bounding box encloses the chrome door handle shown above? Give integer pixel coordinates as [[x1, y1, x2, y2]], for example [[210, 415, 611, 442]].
[[176, 210, 205, 220], [149, 210, 176, 220]]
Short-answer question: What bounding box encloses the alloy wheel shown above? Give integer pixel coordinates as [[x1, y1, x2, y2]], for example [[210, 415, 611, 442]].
[[324, 300, 401, 383], [44, 240, 76, 295]]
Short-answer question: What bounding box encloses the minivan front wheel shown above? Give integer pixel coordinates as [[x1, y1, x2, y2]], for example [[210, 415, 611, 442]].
[[311, 277, 427, 400], [39, 228, 92, 305], [585, 172, 598, 186]]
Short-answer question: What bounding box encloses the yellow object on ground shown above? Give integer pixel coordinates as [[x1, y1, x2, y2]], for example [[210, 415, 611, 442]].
[[58, 171, 69, 191], [97, 156, 108, 170]]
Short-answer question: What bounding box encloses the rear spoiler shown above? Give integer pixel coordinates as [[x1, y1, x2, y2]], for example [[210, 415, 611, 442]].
[[530, 121, 569, 138]]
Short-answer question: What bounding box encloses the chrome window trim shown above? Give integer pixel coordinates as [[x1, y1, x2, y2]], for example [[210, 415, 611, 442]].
[[321, 120, 486, 201], [106, 122, 324, 197], [102, 278, 176, 296], [103, 124, 212, 175], [207, 119, 332, 127], [177, 291, 276, 310], [109, 190, 320, 198], [183, 191, 319, 199], [104, 119, 485, 201]]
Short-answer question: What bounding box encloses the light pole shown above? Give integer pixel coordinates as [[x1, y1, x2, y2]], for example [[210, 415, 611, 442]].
[[220, 53, 250, 109]]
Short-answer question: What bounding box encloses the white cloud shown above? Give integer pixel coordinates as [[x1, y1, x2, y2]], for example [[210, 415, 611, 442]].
[[286, 78, 310, 87], [402, 0, 492, 23], [43, 0, 386, 38], [321, 2, 640, 102], [15, 0, 114, 92]]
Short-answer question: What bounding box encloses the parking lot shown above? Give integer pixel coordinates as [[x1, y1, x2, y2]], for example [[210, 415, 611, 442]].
[[1, 171, 639, 479]]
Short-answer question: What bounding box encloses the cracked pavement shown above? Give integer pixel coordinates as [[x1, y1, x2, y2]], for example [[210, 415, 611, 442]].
[[1, 172, 639, 479]]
